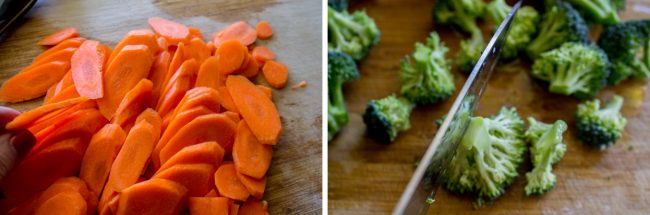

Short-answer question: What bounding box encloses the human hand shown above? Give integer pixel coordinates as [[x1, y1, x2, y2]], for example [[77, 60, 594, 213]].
[[0, 107, 35, 180]]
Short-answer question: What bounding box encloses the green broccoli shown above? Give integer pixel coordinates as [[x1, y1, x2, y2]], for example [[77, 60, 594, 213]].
[[400, 32, 455, 105], [328, 6, 380, 60], [524, 118, 567, 195], [563, 0, 621, 24], [445, 107, 526, 202], [362, 95, 415, 143], [328, 0, 349, 12], [576, 95, 627, 149], [526, 1, 589, 59], [531, 42, 609, 99], [486, 0, 541, 61], [456, 35, 485, 73], [597, 20, 650, 85], [433, 0, 486, 73], [328, 51, 360, 141]]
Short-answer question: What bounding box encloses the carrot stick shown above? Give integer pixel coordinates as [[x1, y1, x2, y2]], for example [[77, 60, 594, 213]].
[[156, 59, 198, 117], [291, 81, 307, 90], [34, 191, 87, 215], [216, 86, 239, 113], [79, 124, 127, 198], [255, 21, 273, 40], [28, 100, 96, 135], [32, 47, 77, 65], [238, 198, 269, 215], [33, 37, 85, 63], [257, 85, 273, 100], [115, 178, 189, 215], [6, 96, 88, 130], [233, 121, 273, 179], [152, 106, 213, 168], [32, 108, 107, 154], [218, 21, 257, 46], [204, 189, 218, 197], [154, 163, 215, 197], [214, 40, 247, 75], [159, 113, 237, 164], [148, 51, 172, 102], [148, 17, 191, 45], [112, 79, 153, 130], [71, 40, 108, 99], [38, 27, 79, 46], [196, 56, 226, 89], [46, 85, 80, 104], [97, 45, 154, 120], [251, 45, 275, 63], [236, 170, 266, 199], [107, 29, 157, 64], [226, 76, 281, 145], [156, 141, 225, 173], [214, 163, 250, 201], [188, 197, 229, 215], [0, 61, 70, 102], [262, 60, 289, 89]]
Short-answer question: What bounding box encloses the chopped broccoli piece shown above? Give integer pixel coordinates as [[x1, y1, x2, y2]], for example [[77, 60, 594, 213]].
[[524, 118, 567, 195], [457, 34, 485, 73], [400, 32, 455, 105], [362, 95, 415, 143], [597, 20, 650, 85], [526, 1, 589, 59], [531, 42, 609, 99], [564, 0, 621, 24], [328, 0, 349, 12], [487, 0, 541, 61], [328, 51, 360, 141], [445, 107, 526, 202], [328, 6, 381, 60], [576, 95, 627, 149]]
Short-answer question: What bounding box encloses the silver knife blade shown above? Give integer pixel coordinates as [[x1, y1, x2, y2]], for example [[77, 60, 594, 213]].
[[392, 1, 522, 214]]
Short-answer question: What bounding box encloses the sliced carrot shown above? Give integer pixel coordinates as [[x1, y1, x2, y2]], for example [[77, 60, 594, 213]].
[[214, 163, 250, 201], [148, 17, 190, 45], [239, 198, 269, 215], [135, 108, 162, 144], [238, 53, 261, 79], [205, 189, 219, 197], [157, 141, 225, 173], [224, 111, 241, 123], [33, 37, 85, 63], [156, 59, 198, 117], [32, 108, 107, 154], [29, 100, 96, 134], [236, 171, 266, 199], [53, 70, 74, 96], [6, 96, 88, 130], [217, 86, 239, 113], [251, 45, 275, 63], [107, 29, 157, 64], [159, 113, 237, 164], [257, 85, 273, 100], [43, 84, 56, 104], [98, 45, 154, 119], [229, 200, 240, 215], [112, 79, 153, 129], [106, 120, 156, 192], [156, 37, 169, 53], [188, 197, 229, 215], [79, 124, 127, 198], [262, 60, 289, 89], [35, 177, 96, 215], [189, 27, 203, 39], [211, 31, 223, 47], [38, 27, 79, 46], [161, 42, 187, 93], [291, 81, 307, 90], [6, 195, 39, 215], [154, 163, 215, 197], [196, 56, 226, 89], [149, 51, 172, 102], [34, 191, 87, 215], [105, 193, 120, 215], [188, 37, 210, 63], [152, 106, 214, 168], [206, 41, 215, 54], [71, 40, 108, 99], [226, 76, 281, 145], [32, 47, 77, 65], [214, 40, 247, 75], [166, 87, 220, 125], [255, 21, 273, 40], [219, 21, 257, 46], [0, 61, 70, 102], [233, 121, 273, 179], [115, 178, 189, 215], [46, 85, 80, 104]]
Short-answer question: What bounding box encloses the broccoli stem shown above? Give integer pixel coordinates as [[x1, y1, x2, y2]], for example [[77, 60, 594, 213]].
[[570, 0, 619, 23], [598, 95, 624, 120], [526, 16, 565, 59]]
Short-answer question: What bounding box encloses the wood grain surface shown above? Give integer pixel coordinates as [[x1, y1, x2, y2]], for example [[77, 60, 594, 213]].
[[329, 0, 650, 214], [0, 0, 322, 214]]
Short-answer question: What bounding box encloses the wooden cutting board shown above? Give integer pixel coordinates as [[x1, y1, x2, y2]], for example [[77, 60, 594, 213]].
[[0, 0, 322, 214], [329, 0, 650, 214]]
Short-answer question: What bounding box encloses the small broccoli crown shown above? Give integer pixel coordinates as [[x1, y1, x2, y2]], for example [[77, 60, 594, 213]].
[[487, 0, 510, 24], [526, 1, 589, 59], [327, 51, 359, 141], [501, 6, 541, 61], [456, 34, 485, 73], [565, 0, 621, 24], [433, 0, 485, 36], [576, 95, 627, 149], [328, 51, 360, 84], [526, 118, 567, 164], [362, 95, 415, 143], [328, 6, 381, 60], [524, 118, 566, 195], [446, 107, 526, 201], [400, 32, 455, 105], [597, 20, 650, 84], [327, 0, 349, 12], [531, 42, 609, 99]]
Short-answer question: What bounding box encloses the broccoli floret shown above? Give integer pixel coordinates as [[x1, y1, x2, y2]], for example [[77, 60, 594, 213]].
[[576, 95, 627, 149], [328, 0, 349, 12], [362, 95, 415, 143], [328, 6, 381, 60], [400, 32, 455, 105], [445, 107, 526, 201], [526, 1, 589, 59], [524, 118, 567, 195], [531, 42, 609, 99], [487, 0, 541, 61], [597, 20, 650, 85], [328, 51, 360, 141], [433, 0, 486, 73], [564, 0, 621, 24], [457, 34, 485, 73]]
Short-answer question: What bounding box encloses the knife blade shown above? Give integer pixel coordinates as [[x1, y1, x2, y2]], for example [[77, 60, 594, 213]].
[[392, 1, 522, 214]]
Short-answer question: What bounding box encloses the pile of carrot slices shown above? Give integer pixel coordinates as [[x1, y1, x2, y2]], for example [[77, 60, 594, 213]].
[[0, 17, 290, 215]]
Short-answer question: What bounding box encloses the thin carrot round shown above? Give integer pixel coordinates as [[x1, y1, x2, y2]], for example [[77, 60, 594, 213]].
[[214, 40, 247, 75], [251, 46, 275, 63], [219, 21, 257, 46], [38, 27, 79, 46], [262, 60, 289, 89], [148, 17, 190, 44], [214, 163, 250, 201], [255, 21, 273, 40]]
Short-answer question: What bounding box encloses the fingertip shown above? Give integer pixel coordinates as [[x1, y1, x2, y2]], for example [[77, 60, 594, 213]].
[[10, 130, 35, 156]]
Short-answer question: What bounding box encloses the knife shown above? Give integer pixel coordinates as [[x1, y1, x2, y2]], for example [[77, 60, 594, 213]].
[[0, 0, 37, 36], [392, 1, 522, 214]]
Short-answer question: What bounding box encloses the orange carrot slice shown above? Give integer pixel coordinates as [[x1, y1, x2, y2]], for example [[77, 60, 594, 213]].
[[157, 141, 225, 173], [32, 47, 77, 66], [204, 189, 219, 197], [152, 106, 213, 168], [71, 40, 108, 99], [156, 37, 169, 53], [154, 163, 215, 197], [148, 17, 191, 45], [216, 86, 239, 113], [214, 163, 250, 201], [262, 60, 289, 89], [196, 56, 226, 89], [160, 42, 187, 95], [238, 53, 261, 79], [236, 171, 267, 199], [34, 191, 87, 215], [189, 27, 203, 39], [239, 198, 269, 215], [115, 178, 189, 215], [156, 59, 198, 117], [166, 87, 220, 124], [28, 100, 96, 134], [255, 21, 273, 40], [188, 197, 229, 215], [79, 124, 126, 198], [112, 79, 153, 129], [6, 96, 88, 130], [107, 29, 157, 64], [35, 177, 96, 215], [206, 41, 215, 54], [33, 37, 84, 63], [226, 76, 281, 145], [257, 85, 273, 100], [214, 40, 247, 75], [0, 61, 70, 102], [218, 21, 257, 46], [107, 120, 156, 192], [229, 200, 240, 214], [149, 51, 172, 102], [233, 121, 273, 179], [251, 45, 275, 63], [46, 85, 80, 104], [32, 108, 107, 154], [38, 27, 79, 46], [187, 37, 210, 64]]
